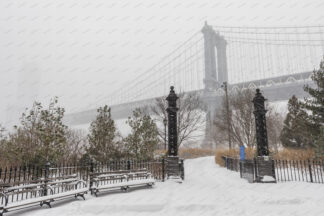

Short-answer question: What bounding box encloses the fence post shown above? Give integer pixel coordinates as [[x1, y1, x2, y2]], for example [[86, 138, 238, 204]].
[[239, 161, 242, 178], [308, 159, 313, 183], [44, 161, 50, 196], [162, 157, 165, 182], [4, 167, 7, 183], [272, 159, 276, 181], [127, 160, 131, 170], [180, 159, 184, 180], [253, 158, 257, 182], [225, 157, 228, 169], [89, 159, 94, 193]]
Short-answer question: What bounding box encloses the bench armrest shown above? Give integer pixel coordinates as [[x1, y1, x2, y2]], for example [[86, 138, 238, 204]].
[[0, 191, 9, 206], [45, 185, 55, 195], [76, 180, 87, 188]]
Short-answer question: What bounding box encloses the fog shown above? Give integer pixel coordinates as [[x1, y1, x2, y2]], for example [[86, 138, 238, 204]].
[[1, 0, 323, 129]]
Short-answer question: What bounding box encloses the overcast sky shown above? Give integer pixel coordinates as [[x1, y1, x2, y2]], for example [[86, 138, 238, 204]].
[[1, 0, 324, 128]]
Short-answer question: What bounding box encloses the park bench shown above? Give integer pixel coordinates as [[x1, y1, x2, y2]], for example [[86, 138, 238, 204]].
[[90, 169, 155, 196], [0, 174, 87, 216]]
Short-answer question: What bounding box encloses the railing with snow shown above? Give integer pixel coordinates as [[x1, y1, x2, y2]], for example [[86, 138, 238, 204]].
[[274, 159, 324, 183], [89, 159, 166, 181], [0, 158, 167, 211], [222, 156, 256, 182], [0, 163, 89, 210], [222, 156, 324, 184]]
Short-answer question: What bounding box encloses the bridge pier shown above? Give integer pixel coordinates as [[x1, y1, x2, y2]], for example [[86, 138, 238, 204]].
[[201, 22, 228, 148], [202, 91, 223, 149]]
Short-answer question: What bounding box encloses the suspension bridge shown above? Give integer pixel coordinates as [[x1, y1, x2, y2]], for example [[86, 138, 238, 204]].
[[64, 22, 324, 145]]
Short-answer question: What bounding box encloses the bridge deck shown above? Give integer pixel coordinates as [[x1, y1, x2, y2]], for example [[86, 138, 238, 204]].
[[64, 71, 313, 125]]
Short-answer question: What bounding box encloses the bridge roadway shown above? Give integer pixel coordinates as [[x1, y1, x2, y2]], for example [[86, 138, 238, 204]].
[[64, 71, 314, 126]]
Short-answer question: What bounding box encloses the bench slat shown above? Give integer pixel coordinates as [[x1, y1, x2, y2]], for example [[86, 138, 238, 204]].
[[91, 178, 155, 190], [49, 178, 78, 185], [3, 188, 88, 210], [3, 183, 44, 192], [48, 174, 77, 181], [90, 169, 147, 176]]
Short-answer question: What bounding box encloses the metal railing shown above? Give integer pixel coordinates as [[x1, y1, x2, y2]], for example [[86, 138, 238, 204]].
[[222, 156, 324, 184]]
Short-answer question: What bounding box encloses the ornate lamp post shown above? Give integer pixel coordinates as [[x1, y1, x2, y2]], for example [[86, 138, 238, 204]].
[[163, 118, 167, 150], [165, 86, 184, 181], [252, 89, 269, 156], [166, 86, 179, 156], [252, 89, 275, 183]]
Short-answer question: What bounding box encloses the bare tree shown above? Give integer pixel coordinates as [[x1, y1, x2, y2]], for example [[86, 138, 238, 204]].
[[0, 124, 5, 139], [150, 98, 167, 149], [214, 89, 282, 149], [151, 91, 205, 148], [267, 107, 284, 152], [64, 129, 88, 162], [0, 125, 8, 166]]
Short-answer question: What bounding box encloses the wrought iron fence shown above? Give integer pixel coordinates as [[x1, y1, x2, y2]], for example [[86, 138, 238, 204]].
[[274, 159, 324, 183], [239, 159, 255, 183], [89, 159, 166, 181], [0, 158, 167, 207], [222, 156, 256, 182], [222, 156, 240, 172], [222, 156, 324, 184], [0, 164, 90, 207]]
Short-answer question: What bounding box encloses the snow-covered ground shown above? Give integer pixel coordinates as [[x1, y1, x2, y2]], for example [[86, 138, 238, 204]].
[[12, 157, 324, 216]]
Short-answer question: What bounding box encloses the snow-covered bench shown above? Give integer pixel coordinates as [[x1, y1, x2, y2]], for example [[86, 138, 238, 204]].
[[0, 175, 87, 215], [90, 169, 155, 196]]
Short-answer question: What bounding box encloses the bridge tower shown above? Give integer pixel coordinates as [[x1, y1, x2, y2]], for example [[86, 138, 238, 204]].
[[201, 22, 228, 148], [202, 21, 228, 89]]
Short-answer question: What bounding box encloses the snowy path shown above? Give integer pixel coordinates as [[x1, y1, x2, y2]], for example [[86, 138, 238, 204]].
[[12, 157, 324, 216]]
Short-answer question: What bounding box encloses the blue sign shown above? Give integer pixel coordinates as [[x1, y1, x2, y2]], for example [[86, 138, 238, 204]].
[[240, 146, 245, 160]]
